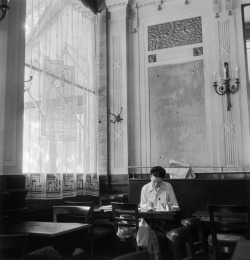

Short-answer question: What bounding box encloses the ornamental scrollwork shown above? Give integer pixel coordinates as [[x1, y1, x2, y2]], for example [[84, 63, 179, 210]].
[[148, 16, 202, 51]]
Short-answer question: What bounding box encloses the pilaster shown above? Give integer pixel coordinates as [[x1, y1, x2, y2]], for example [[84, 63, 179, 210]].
[[0, 0, 26, 174], [212, 0, 244, 168], [0, 4, 8, 174], [106, 0, 130, 175]]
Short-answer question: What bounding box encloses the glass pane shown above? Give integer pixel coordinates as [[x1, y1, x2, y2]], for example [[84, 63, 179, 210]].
[[23, 0, 97, 176]]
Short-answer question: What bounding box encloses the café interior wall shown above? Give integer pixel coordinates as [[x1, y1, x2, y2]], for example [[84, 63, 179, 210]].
[[106, 0, 250, 177], [1, 0, 250, 182]]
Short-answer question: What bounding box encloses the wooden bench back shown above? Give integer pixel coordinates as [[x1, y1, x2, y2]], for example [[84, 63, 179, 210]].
[[129, 179, 250, 218]]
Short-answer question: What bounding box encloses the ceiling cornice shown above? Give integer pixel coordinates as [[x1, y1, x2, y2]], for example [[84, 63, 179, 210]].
[[105, 0, 129, 11]]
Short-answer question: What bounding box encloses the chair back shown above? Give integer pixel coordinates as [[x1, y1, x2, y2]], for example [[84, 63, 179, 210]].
[[53, 205, 91, 223], [64, 201, 95, 223], [167, 227, 195, 260], [0, 234, 29, 260], [181, 217, 207, 256], [208, 205, 250, 259], [111, 203, 140, 254], [112, 250, 151, 260], [111, 202, 139, 235]]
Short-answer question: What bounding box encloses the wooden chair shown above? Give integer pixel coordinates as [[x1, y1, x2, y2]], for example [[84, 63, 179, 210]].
[[208, 205, 250, 260], [64, 200, 113, 227], [167, 226, 195, 260], [64, 201, 116, 257], [54, 205, 93, 256], [28, 205, 92, 259], [111, 202, 140, 255], [112, 249, 151, 260], [181, 217, 208, 259], [53, 205, 91, 223], [0, 234, 29, 260]]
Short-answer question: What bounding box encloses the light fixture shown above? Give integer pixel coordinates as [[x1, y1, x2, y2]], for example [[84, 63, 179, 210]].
[[0, 0, 10, 22], [212, 62, 240, 111]]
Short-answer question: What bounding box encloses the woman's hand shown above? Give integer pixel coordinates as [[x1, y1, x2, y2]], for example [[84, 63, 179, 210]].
[[147, 201, 154, 210]]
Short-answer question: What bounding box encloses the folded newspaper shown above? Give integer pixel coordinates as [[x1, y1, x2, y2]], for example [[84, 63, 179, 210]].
[[165, 159, 196, 179]]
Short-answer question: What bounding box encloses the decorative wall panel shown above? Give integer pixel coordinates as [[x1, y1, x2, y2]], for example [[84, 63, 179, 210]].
[[149, 60, 208, 166], [212, 0, 220, 17], [111, 36, 124, 168], [148, 17, 202, 51], [218, 19, 238, 165]]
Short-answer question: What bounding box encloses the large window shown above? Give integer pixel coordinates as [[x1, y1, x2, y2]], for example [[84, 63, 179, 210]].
[[23, 0, 98, 199]]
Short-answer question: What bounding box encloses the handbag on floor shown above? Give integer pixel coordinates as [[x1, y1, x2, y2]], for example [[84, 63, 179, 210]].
[[136, 218, 149, 247]]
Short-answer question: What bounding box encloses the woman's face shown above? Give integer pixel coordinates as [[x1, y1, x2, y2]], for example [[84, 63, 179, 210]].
[[150, 175, 163, 189]]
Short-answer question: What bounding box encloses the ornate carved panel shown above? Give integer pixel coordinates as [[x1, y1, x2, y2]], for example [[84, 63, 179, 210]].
[[212, 0, 220, 18], [224, 0, 233, 15], [106, 0, 129, 11], [148, 16, 202, 51]]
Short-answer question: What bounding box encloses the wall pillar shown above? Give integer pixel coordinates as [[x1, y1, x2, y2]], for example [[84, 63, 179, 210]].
[[106, 0, 130, 176], [211, 0, 250, 170], [0, 5, 8, 175], [0, 0, 26, 175]]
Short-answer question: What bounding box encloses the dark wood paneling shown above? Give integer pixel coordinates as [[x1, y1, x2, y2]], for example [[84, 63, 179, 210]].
[[99, 174, 128, 195], [129, 179, 250, 219], [0, 175, 27, 228]]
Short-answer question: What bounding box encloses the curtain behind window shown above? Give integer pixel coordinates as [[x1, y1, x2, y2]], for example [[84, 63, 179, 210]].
[[24, 0, 98, 199]]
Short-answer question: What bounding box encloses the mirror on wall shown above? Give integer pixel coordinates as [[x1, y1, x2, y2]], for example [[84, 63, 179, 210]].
[[243, 4, 250, 83]]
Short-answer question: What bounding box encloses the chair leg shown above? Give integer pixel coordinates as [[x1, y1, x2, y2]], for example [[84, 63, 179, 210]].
[[89, 227, 94, 259], [208, 245, 216, 260], [114, 235, 121, 256]]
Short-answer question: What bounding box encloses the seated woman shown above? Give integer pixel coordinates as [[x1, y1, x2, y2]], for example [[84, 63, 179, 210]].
[[140, 166, 179, 233]]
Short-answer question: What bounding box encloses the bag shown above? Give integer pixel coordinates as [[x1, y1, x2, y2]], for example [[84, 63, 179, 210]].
[[116, 214, 136, 240], [136, 218, 149, 247]]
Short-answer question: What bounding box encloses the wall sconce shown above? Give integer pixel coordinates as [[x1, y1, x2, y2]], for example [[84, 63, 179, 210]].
[[184, 0, 190, 5], [212, 62, 240, 111], [0, 0, 10, 22], [109, 107, 123, 123]]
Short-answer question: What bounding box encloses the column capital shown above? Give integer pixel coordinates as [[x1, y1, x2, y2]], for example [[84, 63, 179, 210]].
[[105, 0, 129, 12]]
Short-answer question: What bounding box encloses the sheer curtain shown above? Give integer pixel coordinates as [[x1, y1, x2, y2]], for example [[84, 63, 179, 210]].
[[23, 0, 98, 199]]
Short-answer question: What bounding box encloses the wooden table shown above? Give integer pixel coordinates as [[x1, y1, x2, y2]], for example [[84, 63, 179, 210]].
[[138, 209, 182, 221], [231, 240, 250, 260], [95, 207, 183, 229], [96, 207, 182, 219], [6, 221, 92, 257], [193, 209, 248, 222]]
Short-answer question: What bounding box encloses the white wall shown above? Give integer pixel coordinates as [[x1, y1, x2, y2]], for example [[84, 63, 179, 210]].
[[106, 0, 250, 175]]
